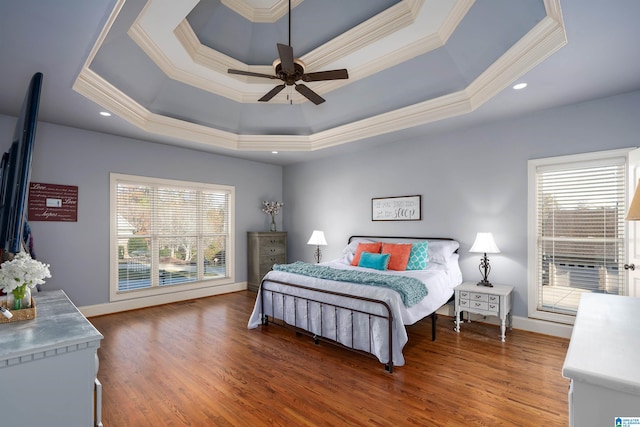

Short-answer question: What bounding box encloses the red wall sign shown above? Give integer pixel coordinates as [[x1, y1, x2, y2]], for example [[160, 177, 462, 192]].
[[28, 182, 78, 222]]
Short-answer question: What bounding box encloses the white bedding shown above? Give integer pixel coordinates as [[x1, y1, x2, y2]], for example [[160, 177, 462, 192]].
[[247, 253, 462, 366]]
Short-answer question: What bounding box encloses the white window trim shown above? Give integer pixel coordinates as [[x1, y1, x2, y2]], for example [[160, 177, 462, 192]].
[[109, 173, 235, 302], [527, 148, 632, 324]]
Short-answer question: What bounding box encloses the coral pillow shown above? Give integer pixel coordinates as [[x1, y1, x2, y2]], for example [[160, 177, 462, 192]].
[[351, 242, 382, 266], [381, 243, 412, 271]]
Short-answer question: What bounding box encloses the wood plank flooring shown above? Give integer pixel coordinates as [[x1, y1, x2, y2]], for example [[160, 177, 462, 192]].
[[89, 290, 570, 426]]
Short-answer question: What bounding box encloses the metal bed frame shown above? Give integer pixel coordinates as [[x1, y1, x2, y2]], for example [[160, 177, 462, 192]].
[[258, 235, 456, 373]]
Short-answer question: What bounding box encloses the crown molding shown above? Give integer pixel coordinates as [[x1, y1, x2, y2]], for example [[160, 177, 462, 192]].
[[221, 0, 303, 23], [301, 0, 423, 71], [466, 3, 567, 108]]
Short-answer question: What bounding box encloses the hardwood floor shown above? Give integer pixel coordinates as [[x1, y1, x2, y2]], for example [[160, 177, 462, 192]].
[[90, 290, 570, 426]]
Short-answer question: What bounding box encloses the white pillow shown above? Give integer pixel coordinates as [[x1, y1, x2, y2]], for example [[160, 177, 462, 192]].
[[342, 238, 375, 255], [428, 240, 460, 264]]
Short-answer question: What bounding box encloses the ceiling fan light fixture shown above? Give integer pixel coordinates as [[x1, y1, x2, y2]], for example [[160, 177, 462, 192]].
[[226, 0, 348, 105]]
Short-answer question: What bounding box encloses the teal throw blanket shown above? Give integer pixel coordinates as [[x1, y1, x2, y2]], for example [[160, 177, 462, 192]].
[[272, 261, 427, 307]]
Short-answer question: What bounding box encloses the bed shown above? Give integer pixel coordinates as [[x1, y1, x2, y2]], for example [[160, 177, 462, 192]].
[[247, 236, 462, 372]]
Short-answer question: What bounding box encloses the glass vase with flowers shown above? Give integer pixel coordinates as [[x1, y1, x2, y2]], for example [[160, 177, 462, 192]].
[[1, 252, 51, 310], [262, 201, 284, 232]]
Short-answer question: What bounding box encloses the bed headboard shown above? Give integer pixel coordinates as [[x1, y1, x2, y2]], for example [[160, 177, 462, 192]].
[[348, 235, 455, 242], [348, 236, 458, 253]]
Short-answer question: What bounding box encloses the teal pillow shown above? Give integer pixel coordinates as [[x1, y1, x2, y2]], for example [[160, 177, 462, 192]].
[[406, 241, 429, 270], [358, 252, 390, 270]]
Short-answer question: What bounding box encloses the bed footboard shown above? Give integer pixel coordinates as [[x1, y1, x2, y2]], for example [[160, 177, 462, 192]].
[[260, 279, 397, 372]]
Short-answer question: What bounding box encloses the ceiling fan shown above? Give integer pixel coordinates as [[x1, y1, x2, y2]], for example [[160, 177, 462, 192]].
[[227, 0, 349, 105]]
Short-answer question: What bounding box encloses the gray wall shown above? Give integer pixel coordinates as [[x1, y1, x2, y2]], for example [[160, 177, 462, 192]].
[[0, 115, 283, 307], [2, 89, 639, 315], [282, 90, 640, 318]]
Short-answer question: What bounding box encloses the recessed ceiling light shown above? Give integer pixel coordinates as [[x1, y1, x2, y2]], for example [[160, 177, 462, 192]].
[[513, 83, 528, 90], [99, 111, 112, 117], [272, 151, 278, 154]]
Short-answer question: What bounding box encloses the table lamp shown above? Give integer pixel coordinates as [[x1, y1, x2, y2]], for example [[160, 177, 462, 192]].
[[469, 232, 500, 287], [307, 230, 327, 263]]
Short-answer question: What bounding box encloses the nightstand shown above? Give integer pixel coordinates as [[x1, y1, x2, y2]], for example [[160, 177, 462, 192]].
[[454, 281, 514, 342]]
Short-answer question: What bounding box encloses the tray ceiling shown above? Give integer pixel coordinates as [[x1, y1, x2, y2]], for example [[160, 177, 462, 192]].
[[72, 0, 565, 154]]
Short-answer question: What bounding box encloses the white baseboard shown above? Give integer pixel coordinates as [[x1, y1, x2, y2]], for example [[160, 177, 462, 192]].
[[435, 304, 573, 339], [79, 282, 248, 317]]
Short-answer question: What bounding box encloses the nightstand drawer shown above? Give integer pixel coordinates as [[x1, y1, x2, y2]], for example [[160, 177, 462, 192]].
[[470, 300, 489, 311], [469, 292, 489, 303]]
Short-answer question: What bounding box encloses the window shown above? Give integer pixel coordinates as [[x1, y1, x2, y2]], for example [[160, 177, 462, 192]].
[[528, 150, 629, 324], [110, 173, 234, 301]]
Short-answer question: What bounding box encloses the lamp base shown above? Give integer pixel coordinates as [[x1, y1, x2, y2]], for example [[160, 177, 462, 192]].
[[476, 279, 493, 287]]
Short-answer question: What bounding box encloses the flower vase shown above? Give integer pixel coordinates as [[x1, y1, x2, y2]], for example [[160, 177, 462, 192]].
[[269, 215, 277, 232], [7, 285, 31, 310]]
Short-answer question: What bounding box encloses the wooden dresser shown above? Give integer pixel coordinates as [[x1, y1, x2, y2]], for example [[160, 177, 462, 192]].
[[562, 293, 640, 426], [247, 231, 287, 292]]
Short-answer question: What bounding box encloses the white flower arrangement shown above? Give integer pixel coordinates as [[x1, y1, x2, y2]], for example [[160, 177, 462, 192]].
[[262, 201, 284, 216], [0, 251, 51, 296]]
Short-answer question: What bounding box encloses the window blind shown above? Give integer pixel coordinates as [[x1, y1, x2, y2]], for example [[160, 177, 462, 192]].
[[114, 177, 232, 293], [535, 160, 625, 315]]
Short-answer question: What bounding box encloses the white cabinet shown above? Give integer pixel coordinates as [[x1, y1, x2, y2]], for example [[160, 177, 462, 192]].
[[454, 282, 513, 342], [0, 290, 103, 426], [562, 293, 640, 427]]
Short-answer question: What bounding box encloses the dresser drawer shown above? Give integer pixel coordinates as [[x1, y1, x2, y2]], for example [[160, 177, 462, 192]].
[[260, 256, 285, 272], [259, 245, 286, 257], [488, 302, 499, 312], [458, 298, 470, 308], [459, 291, 470, 300]]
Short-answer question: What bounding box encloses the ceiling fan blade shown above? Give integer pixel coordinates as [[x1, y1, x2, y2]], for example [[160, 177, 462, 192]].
[[295, 84, 325, 105], [258, 84, 286, 102], [228, 69, 278, 80], [277, 43, 295, 75], [301, 69, 349, 82]]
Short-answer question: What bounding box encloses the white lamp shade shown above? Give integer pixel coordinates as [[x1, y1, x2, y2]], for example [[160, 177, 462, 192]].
[[307, 230, 327, 246], [469, 232, 500, 254], [626, 180, 640, 220]]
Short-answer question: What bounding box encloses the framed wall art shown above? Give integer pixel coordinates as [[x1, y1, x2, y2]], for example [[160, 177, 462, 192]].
[[372, 195, 421, 221], [28, 182, 78, 222]]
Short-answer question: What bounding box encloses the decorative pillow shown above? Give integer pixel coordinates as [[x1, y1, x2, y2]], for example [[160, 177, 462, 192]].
[[406, 241, 429, 270], [428, 240, 460, 264], [381, 243, 412, 271], [358, 252, 390, 270], [351, 242, 382, 266]]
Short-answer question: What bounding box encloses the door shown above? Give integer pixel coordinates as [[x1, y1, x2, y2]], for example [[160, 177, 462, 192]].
[[626, 148, 640, 297]]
